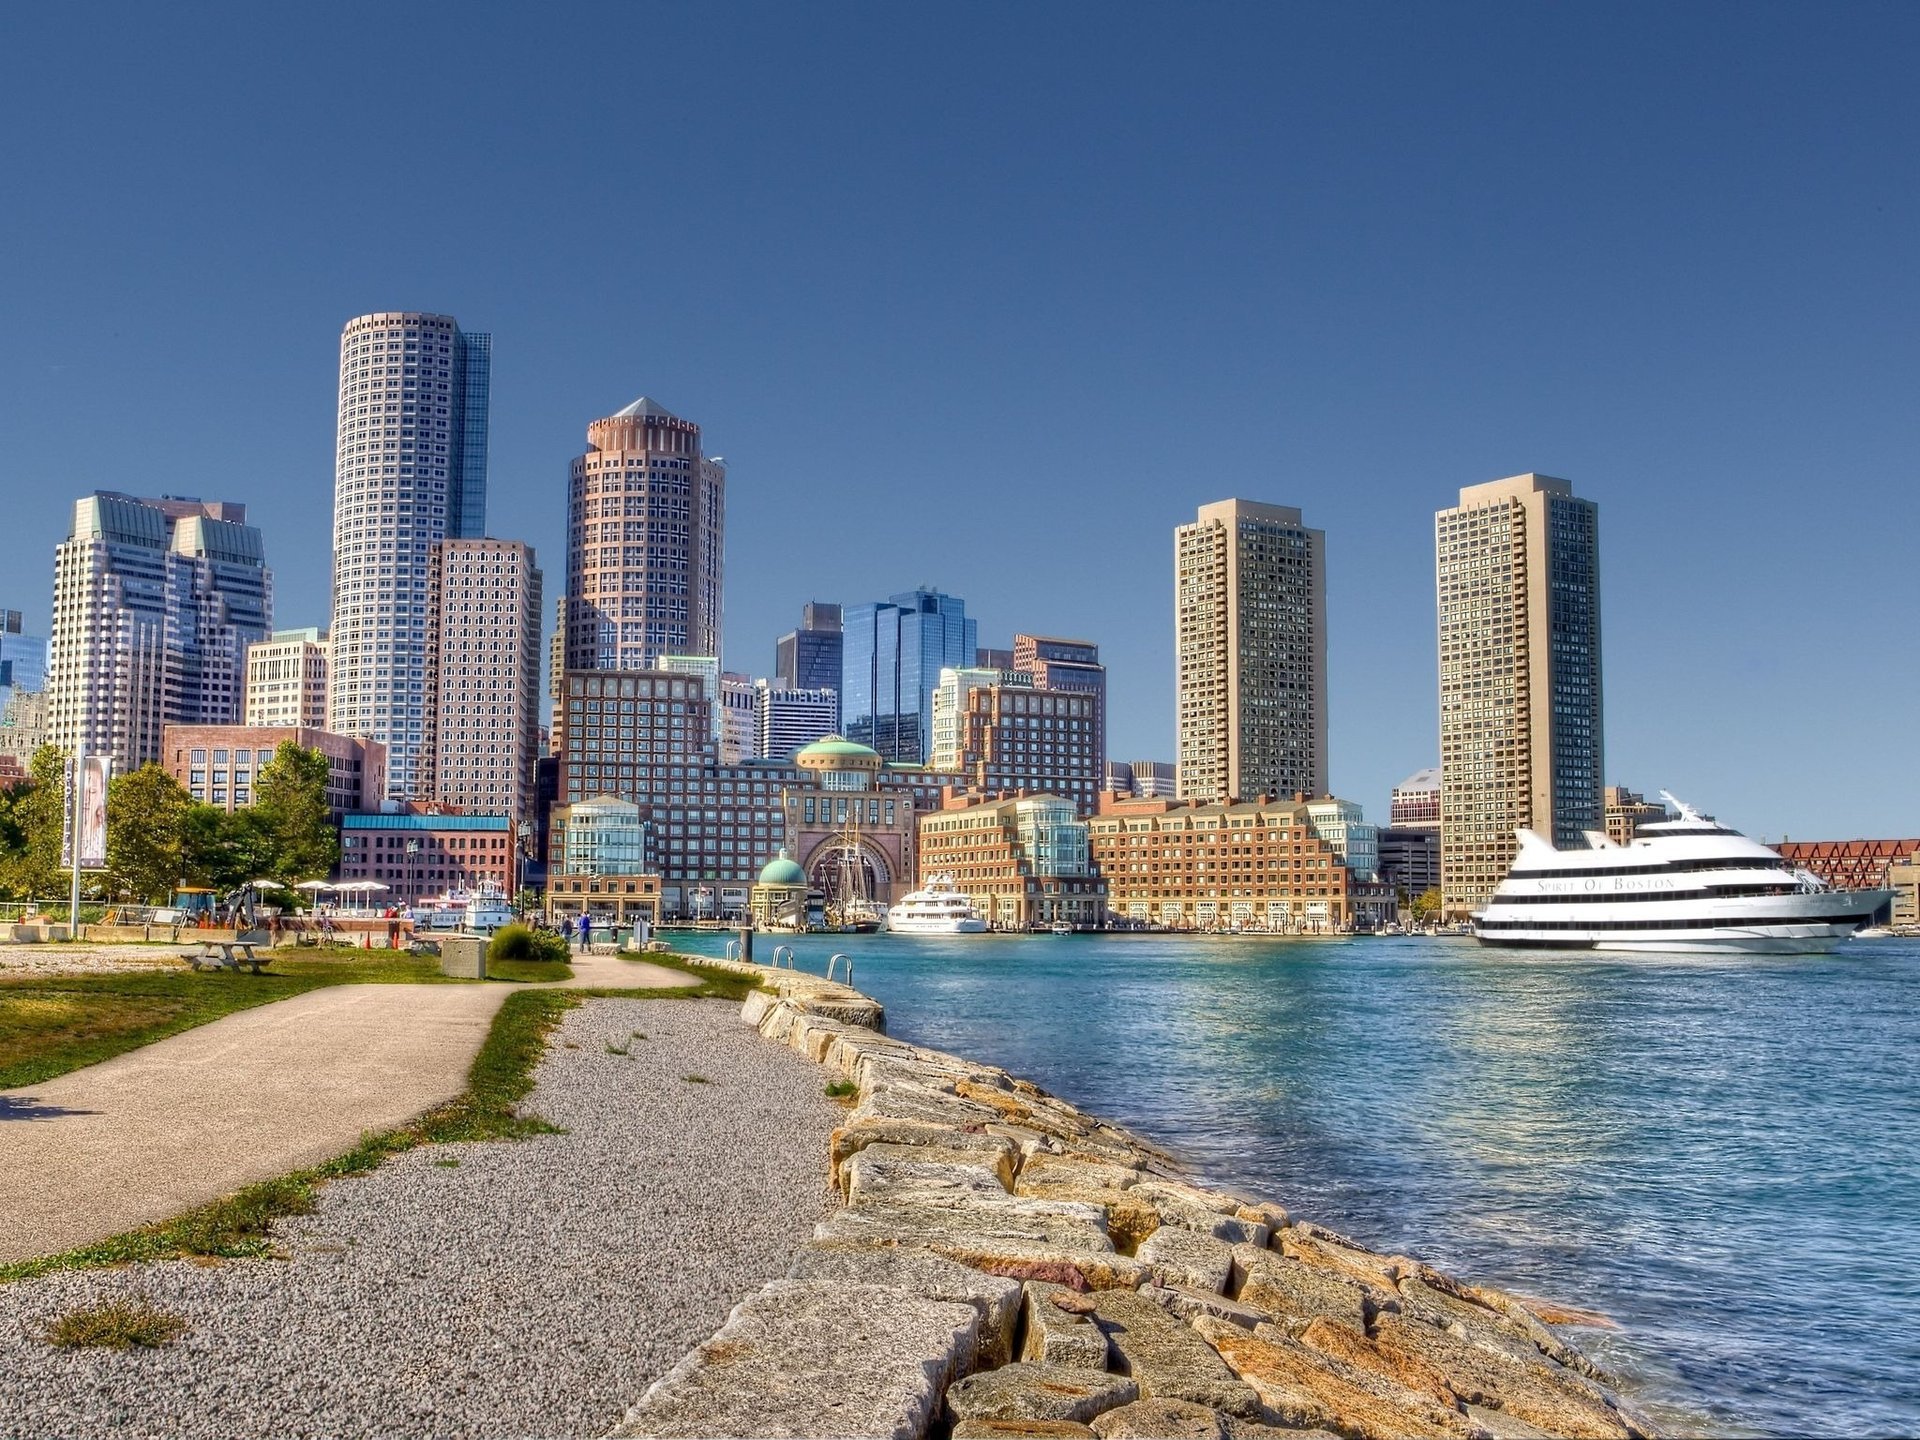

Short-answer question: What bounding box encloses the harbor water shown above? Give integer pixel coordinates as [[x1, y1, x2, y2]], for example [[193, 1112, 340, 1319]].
[[675, 929, 1920, 1437]]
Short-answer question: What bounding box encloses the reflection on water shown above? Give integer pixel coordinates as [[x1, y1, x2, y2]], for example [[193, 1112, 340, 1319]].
[[675, 930, 1920, 1437]]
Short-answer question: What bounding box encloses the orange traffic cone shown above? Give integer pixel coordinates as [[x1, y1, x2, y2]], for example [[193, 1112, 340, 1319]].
[[363, 928, 370, 949]]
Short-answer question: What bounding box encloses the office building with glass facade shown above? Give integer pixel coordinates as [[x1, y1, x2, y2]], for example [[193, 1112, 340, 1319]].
[[842, 588, 977, 764], [775, 601, 843, 700]]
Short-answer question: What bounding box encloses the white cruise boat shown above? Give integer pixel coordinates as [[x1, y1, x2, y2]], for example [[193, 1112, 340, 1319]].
[[887, 875, 988, 934], [1474, 794, 1893, 954], [462, 882, 515, 935]]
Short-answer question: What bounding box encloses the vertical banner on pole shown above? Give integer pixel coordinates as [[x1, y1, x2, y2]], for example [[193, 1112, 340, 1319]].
[[78, 756, 110, 869]]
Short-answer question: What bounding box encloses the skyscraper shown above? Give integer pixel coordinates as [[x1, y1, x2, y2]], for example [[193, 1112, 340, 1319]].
[[1174, 499, 1327, 804], [46, 493, 272, 772], [328, 311, 490, 802], [423, 538, 543, 820], [753, 683, 837, 761], [775, 602, 843, 701], [564, 398, 725, 674], [245, 628, 329, 729], [0, 610, 46, 717], [842, 588, 977, 764], [1435, 473, 1602, 915]]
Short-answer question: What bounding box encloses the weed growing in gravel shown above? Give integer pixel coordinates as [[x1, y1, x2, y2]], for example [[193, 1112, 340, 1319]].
[[45, 1297, 187, 1349], [605, 1035, 632, 1055], [681, 1073, 710, 1084], [433, 1158, 460, 1168], [824, 1079, 858, 1099]]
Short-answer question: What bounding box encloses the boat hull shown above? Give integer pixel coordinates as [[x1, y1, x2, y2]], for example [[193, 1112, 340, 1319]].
[[1477, 927, 1862, 955], [887, 917, 988, 935]]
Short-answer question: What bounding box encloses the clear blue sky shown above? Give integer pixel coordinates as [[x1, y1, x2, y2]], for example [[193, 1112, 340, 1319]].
[[3, 2, 1915, 838]]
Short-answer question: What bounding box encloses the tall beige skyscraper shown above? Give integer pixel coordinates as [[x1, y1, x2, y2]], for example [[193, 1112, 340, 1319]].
[[1174, 499, 1327, 804], [563, 398, 724, 674], [1435, 473, 1602, 915], [245, 628, 329, 729], [422, 538, 542, 821]]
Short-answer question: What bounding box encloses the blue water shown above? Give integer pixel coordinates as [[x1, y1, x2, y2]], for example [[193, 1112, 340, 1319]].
[[676, 930, 1920, 1437]]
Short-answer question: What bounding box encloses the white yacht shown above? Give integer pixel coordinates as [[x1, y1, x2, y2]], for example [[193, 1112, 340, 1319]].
[[887, 875, 989, 934], [462, 882, 515, 935], [1474, 794, 1892, 954]]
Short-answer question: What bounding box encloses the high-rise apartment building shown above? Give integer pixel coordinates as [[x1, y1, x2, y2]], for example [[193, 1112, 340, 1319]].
[[422, 539, 542, 820], [719, 672, 756, 764], [328, 311, 491, 802], [245, 628, 329, 729], [0, 610, 46, 706], [754, 683, 838, 761], [564, 398, 725, 674], [1603, 785, 1668, 846], [1175, 500, 1326, 804], [954, 681, 1103, 816], [1436, 473, 1602, 915], [46, 493, 271, 772], [843, 588, 977, 764], [930, 666, 1011, 770], [1012, 634, 1106, 769], [775, 602, 843, 700]]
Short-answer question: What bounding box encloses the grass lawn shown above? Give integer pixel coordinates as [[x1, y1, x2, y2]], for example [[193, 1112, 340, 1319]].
[[486, 957, 574, 984], [0, 950, 463, 1090]]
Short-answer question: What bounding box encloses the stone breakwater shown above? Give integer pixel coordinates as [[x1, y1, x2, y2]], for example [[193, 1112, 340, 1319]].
[[616, 959, 1659, 1440]]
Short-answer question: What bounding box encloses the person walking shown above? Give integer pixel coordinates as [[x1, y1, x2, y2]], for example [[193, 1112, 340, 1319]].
[[577, 911, 593, 955]]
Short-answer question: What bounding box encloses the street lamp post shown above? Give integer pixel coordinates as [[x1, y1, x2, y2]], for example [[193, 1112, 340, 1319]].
[[514, 819, 533, 916], [405, 839, 420, 907]]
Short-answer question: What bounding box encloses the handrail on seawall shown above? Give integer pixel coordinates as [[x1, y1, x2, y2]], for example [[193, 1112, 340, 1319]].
[[826, 952, 853, 985]]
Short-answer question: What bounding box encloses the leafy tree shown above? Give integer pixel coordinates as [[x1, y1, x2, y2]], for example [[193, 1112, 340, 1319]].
[[182, 804, 273, 893], [2, 746, 70, 901], [106, 764, 194, 903], [252, 742, 338, 884], [1407, 887, 1443, 925]]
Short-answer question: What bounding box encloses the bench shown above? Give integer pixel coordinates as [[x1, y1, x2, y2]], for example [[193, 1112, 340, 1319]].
[[181, 940, 272, 974]]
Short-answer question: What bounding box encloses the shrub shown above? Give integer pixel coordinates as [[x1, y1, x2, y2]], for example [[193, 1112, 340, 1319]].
[[488, 924, 569, 966]]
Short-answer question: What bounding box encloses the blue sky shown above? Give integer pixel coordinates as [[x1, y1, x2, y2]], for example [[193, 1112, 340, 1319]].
[[2, 3, 1915, 837]]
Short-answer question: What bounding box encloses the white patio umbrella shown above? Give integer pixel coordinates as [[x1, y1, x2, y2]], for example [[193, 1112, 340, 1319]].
[[249, 879, 286, 890], [294, 880, 336, 892]]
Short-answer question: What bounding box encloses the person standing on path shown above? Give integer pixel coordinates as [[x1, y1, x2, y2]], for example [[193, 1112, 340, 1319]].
[[577, 912, 592, 954]]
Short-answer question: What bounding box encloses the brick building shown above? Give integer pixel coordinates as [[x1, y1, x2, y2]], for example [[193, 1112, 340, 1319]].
[[918, 792, 1106, 930], [161, 723, 385, 821], [1775, 839, 1920, 895], [1087, 794, 1394, 932], [1603, 786, 1669, 846], [337, 813, 513, 905]]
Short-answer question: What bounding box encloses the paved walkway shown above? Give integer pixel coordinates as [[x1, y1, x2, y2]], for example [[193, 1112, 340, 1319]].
[[0, 951, 692, 1264]]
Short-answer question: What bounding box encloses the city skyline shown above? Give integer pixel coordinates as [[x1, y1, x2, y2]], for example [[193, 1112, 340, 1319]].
[[4, 7, 1917, 836]]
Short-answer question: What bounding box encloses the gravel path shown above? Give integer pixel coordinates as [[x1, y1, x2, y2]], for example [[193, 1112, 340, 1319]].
[[0, 942, 188, 976], [0, 996, 844, 1439]]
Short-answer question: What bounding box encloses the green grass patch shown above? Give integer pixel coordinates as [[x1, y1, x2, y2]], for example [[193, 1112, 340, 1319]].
[[824, 1078, 859, 1099], [681, 1073, 710, 1084], [486, 958, 574, 984], [621, 952, 766, 1001], [45, 1296, 187, 1349], [0, 950, 464, 1089]]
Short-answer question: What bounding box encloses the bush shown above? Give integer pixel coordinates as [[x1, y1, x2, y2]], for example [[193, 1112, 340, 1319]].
[[46, 1297, 187, 1349], [488, 924, 568, 965]]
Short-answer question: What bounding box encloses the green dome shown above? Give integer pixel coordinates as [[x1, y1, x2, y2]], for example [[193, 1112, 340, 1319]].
[[757, 850, 808, 887], [794, 735, 881, 764]]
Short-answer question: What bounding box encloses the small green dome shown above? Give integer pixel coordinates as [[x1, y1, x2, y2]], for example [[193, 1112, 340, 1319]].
[[794, 735, 882, 765], [757, 850, 808, 887]]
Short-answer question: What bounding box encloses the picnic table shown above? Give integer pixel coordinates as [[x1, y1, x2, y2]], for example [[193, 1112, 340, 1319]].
[[181, 933, 274, 974]]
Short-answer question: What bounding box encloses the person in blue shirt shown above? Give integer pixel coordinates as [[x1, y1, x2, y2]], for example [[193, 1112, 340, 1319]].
[[576, 911, 593, 954]]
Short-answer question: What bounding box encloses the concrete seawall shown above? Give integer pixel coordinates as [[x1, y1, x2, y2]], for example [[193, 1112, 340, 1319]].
[[614, 956, 1658, 1439]]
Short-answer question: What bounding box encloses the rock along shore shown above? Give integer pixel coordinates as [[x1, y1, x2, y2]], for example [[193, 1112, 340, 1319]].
[[617, 956, 1661, 1440]]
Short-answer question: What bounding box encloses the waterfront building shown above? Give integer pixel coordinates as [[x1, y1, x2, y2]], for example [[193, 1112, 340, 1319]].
[[46, 492, 272, 773], [778, 737, 939, 908], [0, 610, 46, 712], [563, 398, 725, 674], [556, 672, 953, 918], [775, 602, 843, 701], [245, 628, 329, 729], [749, 851, 811, 930], [423, 538, 542, 821], [0, 688, 47, 769], [659, 655, 724, 751], [328, 312, 490, 805], [842, 588, 977, 764], [1088, 793, 1394, 931], [975, 647, 1017, 672], [1305, 798, 1380, 880], [1888, 851, 1920, 928], [338, 812, 511, 906], [1604, 786, 1670, 846], [545, 795, 659, 924], [1377, 826, 1442, 900], [754, 683, 838, 761], [161, 723, 384, 822], [1013, 634, 1107, 769], [1175, 499, 1327, 805], [943, 673, 1103, 816], [918, 792, 1106, 929], [1774, 838, 1920, 898], [1389, 767, 1441, 830], [1436, 474, 1602, 917]]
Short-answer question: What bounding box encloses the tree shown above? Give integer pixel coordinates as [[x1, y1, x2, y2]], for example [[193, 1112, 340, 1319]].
[[1407, 887, 1443, 925], [1, 745, 70, 901], [106, 764, 194, 903], [182, 804, 273, 893], [252, 742, 337, 884]]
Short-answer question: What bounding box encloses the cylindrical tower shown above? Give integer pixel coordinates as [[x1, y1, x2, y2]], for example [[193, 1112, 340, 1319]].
[[327, 311, 491, 802]]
